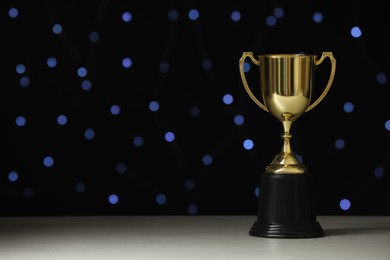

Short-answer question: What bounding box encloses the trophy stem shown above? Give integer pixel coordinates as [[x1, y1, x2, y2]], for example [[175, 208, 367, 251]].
[[281, 113, 293, 155], [266, 113, 306, 174]]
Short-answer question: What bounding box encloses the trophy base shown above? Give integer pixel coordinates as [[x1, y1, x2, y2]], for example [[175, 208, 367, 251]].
[[249, 220, 324, 239], [249, 172, 325, 239]]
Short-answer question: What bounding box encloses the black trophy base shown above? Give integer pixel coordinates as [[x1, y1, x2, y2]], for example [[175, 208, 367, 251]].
[[249, 172, 325, 239], [250, 220, 324, 239]]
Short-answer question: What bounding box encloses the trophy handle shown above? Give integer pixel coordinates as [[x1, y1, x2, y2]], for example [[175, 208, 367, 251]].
[[239, 52, 268, 112], [306, 52, 336, 112]]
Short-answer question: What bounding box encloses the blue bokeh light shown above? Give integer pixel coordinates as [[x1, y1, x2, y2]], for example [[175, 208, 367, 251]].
[[52, 24, 63, 34], [201, 59, 212, 71], [47, 57, 57, 68], [231, 11, 241, 22], [168, 9, 179, 21], [266, 16, 277, 26], [376, 72, 387, 84], [223, 94, 233, 105], [373, 166, 384, 178], [8, 8, 19, 18], [20, 76, 30, 87], [75, 182, 86, 193], [89, 31, 99, 42], [57, 114, 68, 125], [188, 9, 199, 20], [43, 156, 54, 167], [8, 171, 19, 182], [156, 193, 167, 205], [133, 136, 144, 147], [16, 64, 26, 74], [385, 120, 390, 131], [188, 203, 198, 215], [149, 101, 160, 112], [108, 194, 119, 205], [81, 80, 92, 91], [273, 7, 284, 18], [164, 131, 175, 142], [122, 58, 133, 68], [122, 12, 132, 22], [351, 26, 362, 38], [159, 62, 170, 73], [339, 199, 351, 211], [77, 67, 88, 77], [202, 154, 213, 165], [243, 139, 254, 150], [84, 128, 95, 140], [15, 116, 26, 126], [234, 114, 245, 125], [185, 180, 195, 191], [244, 62, 250, 73], [110, 105, 121, 115], [343, 102, 354, 113], [190, 106, 200, 117], [335, 139, 345, 149], [116, 163, 127, 174], [254, 186, 260, 198], [313, 12, 323, 23]]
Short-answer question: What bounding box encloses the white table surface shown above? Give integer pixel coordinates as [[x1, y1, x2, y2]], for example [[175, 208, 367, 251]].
[[0, 215, 389, 260]]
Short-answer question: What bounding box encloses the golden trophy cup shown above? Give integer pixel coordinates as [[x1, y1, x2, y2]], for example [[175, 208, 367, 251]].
[[239, 52, 336, 238]]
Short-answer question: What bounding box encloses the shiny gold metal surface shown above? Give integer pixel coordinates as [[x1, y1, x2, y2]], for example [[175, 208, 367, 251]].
[[239, 52, 336, 174]]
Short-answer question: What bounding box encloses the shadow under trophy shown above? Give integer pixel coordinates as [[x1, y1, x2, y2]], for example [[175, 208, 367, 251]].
[[239, 52, 336, 238]]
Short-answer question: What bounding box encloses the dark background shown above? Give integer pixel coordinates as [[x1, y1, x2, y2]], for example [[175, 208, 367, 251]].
[[1, 0, 389, 216]]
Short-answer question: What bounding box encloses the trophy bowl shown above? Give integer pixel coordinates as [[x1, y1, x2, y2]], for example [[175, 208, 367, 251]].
[[239, 52, 336, 238]]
